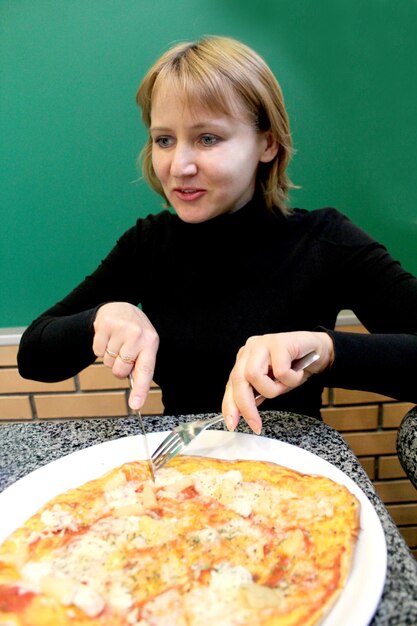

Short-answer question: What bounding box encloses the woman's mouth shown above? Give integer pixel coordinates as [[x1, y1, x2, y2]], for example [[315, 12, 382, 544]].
[[173, 188, 206, 202]]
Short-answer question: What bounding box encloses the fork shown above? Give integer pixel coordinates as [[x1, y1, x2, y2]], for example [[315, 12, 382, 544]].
[[151, 414, 225, 471], [151, 350, 319, 471]]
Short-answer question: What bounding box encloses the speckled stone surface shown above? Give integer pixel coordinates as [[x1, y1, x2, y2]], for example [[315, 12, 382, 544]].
[[397, 408, 417, 489], [1, 411, 417, 625]]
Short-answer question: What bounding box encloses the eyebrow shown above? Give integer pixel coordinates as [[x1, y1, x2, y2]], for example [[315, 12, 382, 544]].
[[150, 121, 231, 133]]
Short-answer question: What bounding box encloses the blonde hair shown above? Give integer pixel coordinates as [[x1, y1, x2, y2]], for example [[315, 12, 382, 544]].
[[136, 36, 295, 214]]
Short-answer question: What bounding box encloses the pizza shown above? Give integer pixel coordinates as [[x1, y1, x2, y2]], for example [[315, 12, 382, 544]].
[[0, 455, 360, 626]]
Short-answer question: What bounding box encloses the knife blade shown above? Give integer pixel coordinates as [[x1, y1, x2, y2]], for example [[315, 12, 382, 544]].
[[128, 374, 155, 482]]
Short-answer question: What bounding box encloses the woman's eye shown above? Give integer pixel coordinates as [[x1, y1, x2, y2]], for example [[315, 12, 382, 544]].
[[200, 135, 218, 146], [154, 136, 173, 148]]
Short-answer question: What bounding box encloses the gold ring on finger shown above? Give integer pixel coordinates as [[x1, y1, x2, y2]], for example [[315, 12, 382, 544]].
[[105, 348, 118, 359], [120, 353, 136, 364]]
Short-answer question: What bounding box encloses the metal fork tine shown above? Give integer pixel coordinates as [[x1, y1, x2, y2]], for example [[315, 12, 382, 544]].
[[153, 440, 185, 467], [151, 432, 182, 460], [151, 416, 223, 470], [152, 436, 183, 463], [153, 441, 186, 469]]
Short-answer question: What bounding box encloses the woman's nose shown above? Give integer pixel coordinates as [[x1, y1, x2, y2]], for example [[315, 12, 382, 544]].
[[170, 145, 198, 178]]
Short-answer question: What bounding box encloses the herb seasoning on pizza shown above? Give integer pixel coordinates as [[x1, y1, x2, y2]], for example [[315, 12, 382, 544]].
[[0, 456, 360, 625]]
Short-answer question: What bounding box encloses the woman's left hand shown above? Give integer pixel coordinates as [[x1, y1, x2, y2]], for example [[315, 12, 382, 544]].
[[222, 331, 334, 434]]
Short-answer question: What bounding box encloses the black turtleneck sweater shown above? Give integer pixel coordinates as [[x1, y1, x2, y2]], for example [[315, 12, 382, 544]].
[[17, 199, 417, 418]]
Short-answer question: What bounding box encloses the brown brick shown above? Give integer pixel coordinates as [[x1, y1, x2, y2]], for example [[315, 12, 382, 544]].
[[0, 369, 75, 394], [321, 388, 329, 406], [79, 365, 129, 391], [137, 390, 164, 416], [399, 527, 417, 547], [358, 457, 375, 480], [374, 479, 417, 503], [0, 345, 18, 366], [387, 503, 417, 525], [382, 402, 416, 428], [0, 395, 32, 421], [379, 456, 406, 479], [342, 431, 397, 456], [322, 405, 378, 431], [337, 325, 368, 334], [333, 388, 393, 405], [35, 392, 127, 419]]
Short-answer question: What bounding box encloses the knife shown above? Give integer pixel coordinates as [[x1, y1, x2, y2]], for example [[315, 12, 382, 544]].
[[128, 374, 156, 482]]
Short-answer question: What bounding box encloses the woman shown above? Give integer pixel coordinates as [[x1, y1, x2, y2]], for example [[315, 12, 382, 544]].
[[17, 36, 417, 434]]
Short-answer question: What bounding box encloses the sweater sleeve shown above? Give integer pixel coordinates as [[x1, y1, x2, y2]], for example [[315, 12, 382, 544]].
[[314, 209, 417, 403], [17, 222, 144, 382], [18, 306, 100, 382], [322, 330, 417, 403]]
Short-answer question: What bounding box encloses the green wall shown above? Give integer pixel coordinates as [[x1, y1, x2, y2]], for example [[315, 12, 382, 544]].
[[2, 0, 417, 327]]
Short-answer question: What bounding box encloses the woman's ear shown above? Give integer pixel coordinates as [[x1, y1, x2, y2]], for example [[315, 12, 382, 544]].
[[259, 131, 279, 163]]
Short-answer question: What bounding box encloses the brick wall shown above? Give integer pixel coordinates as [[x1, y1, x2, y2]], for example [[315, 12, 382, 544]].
[[1, 329, 416, 557]]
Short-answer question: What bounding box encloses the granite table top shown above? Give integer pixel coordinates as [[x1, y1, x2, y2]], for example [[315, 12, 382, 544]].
[[1, 410, 416, 625]]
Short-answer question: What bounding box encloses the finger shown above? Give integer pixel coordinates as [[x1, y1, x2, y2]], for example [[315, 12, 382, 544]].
[[238, 403, 263, 435], [237, 341, 277, 399], [254, 393, 266, 407], [93, 331, 111, 359], [129, 348, 157, 410], [111, 333, 142, 379], [270, 358, 305, 390], [112, 351, 137, 379], [228, 377, 263, 435], [221, 382, 240, 432], [222, 376, 266, 432], [102, 346, 119, 369]]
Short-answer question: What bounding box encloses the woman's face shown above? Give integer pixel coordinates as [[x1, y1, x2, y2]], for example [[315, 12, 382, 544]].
[[150, 85, 277, 223]]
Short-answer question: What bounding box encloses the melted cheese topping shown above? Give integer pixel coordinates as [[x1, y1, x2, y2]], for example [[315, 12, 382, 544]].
[[0, 457, 360, 626]]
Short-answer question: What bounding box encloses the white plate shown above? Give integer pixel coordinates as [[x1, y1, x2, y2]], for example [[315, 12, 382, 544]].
[[0, 431, 386, 626]]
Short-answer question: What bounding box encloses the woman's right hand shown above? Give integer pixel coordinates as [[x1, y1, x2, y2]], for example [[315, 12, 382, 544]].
[[92, 302, 159, 411]]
